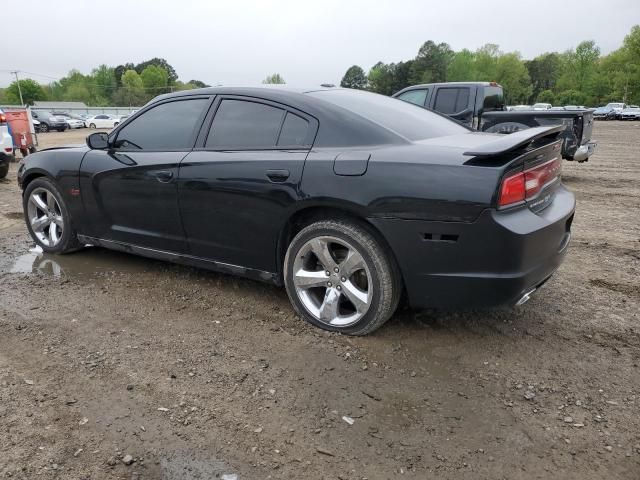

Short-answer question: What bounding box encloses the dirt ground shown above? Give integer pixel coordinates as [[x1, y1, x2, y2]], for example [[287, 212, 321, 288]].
[[0, 123, 639, 480]]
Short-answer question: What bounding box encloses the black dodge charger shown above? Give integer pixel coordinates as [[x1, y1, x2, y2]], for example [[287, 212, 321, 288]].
[[18, 86, 575, 335]]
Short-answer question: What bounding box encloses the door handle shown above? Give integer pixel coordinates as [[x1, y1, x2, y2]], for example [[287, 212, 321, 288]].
[[154, 170, 174, 183], [266, 169, 290, 183]]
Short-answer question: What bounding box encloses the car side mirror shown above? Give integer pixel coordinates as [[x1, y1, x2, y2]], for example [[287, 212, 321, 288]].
[[86, 132, 109, 150]]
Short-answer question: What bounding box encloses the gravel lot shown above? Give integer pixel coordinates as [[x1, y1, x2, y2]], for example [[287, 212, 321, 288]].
[[1, 123, 639, 479]]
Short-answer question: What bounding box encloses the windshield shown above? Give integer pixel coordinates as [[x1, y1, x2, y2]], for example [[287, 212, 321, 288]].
[[307, 89, 468, 141], [606, 103, 624, 108]]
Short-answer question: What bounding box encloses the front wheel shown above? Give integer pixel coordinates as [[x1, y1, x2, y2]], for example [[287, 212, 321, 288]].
[[284, 219, 401, 335], [40, 123, 49, 133], [89, 123, 96, 129], [23, 178, 82, 254]]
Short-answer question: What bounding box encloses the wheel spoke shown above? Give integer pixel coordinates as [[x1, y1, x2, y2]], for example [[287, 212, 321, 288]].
[[31, 216, 49, 232], [319, 288, 340, 323], [341, 280, 369, 313], [46, 192, 57, 210], [49, 222, 59, 244], [339, 250, 365, 277], [52, 215, 64, 228], [30, 194, 48, 212], [309, 238, 337, 271], [293, 268, 328, 289]]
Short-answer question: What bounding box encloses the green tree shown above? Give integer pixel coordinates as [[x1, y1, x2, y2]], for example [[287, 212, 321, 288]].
[[6, 78, 47, 105], [113, 70, 146, 106], [262, 73, 286, 84], [526, 53, 562, 101], [367, 62, 396, 95], [187, 79, 209, 88], [91, 64, 117, 101], [409, 41, 454, 84], [135, 58, 178, 84], [340, 65, 367, 89], [495, 53, 532, 104], [447, 49, 476, 81], [474, 44, 500, 80], [140, 65, 169, 95], [537, 89, 556, 104]]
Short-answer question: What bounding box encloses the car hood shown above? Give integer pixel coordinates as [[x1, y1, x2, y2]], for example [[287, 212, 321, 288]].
[[40, 144, 89, 153]]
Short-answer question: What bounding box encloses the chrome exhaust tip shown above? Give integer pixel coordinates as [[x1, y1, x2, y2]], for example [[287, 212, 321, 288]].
[[516, 288, 536, 306]]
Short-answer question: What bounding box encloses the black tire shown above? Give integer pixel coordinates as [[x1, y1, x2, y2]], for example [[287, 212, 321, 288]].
[[284, 219, 401, 335], [23, 177, 82, 254], [40, 123, 49, 133], [28, 146, 37, 154], [113, 122, 119, 127], [89, 123, 96, 129], [0, 163, 8, 179]]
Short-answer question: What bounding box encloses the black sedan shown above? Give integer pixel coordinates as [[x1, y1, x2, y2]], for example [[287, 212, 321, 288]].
[[18, 86, 575, 335]]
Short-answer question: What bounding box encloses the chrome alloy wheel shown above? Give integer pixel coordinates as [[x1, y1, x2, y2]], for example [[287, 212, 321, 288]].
[[27, 187, 64, 247], [292, 236, 372, 327]]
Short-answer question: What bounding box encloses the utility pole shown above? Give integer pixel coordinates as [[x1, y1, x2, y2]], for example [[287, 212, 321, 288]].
[[10, 71, 24, 106]]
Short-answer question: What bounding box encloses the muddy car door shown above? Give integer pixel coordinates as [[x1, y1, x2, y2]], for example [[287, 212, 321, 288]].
[[79, 97, 211, 252]]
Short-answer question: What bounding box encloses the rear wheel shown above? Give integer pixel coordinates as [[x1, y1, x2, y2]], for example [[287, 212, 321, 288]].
[[23, 178, 82, 254], [89, 123, 96, 129], [40, 123, 49, 133], [284, 219, 401, 335]]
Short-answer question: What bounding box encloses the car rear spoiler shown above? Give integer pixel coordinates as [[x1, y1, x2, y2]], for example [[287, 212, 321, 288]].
[[463, 125, 564, 156]]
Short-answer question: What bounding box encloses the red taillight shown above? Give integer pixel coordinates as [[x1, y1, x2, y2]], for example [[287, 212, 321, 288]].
[[0, 114, 6, 123], [499, 157, 562, 207], [499, 172, 526, 206]]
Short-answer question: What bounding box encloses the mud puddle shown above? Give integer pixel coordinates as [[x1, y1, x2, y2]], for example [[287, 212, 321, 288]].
[[3, 245, 167, 279]]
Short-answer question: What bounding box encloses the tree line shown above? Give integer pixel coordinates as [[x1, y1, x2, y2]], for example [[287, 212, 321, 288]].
[[0, 58, 210, 107], [341, 25, 640, 106]]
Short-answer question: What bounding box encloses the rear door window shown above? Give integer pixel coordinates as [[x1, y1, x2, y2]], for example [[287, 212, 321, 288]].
[[433, 88, 470, 114], [277, 112, 310, 147], [206, 99, 286, 149], [397, 89, 428, 106]]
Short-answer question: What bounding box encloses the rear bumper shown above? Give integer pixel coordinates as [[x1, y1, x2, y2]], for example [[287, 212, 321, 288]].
[[0, 152, 12, 166], [370, 186, 576, 309], [570, 141, 597, 162]]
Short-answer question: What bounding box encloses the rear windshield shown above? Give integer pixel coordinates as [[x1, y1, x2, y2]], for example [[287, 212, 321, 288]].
[[483, 86, 504, 110], [307, 89, 468, 141]]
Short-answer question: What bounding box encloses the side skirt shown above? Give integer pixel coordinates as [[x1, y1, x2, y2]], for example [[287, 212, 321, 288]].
[[77, 235, 280, 285]]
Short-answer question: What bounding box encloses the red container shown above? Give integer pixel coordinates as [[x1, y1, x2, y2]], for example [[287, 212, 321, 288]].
[[5, 109, 36, 151]]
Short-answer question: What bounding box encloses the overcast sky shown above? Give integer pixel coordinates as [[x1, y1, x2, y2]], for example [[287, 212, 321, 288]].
[[2, 0, 638, 88]]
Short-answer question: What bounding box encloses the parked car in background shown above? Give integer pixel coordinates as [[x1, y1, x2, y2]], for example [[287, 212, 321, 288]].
[[593, 105, 617, 120], [620, 107, 640, 120], [392, 82, 596, 162], [606, 102, 627, 119], [55, 114, 85, 129], [509, 105, 532, 111], [564, 105, 586, 110], [119, 114, 131, 123], [532, 103, 552, 110], [549, 106, 565, 111], [18, 86, 575, 335], [87, 115, 120, 129], [0, 109, 13, 179], [31, 111, 68, 132]]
